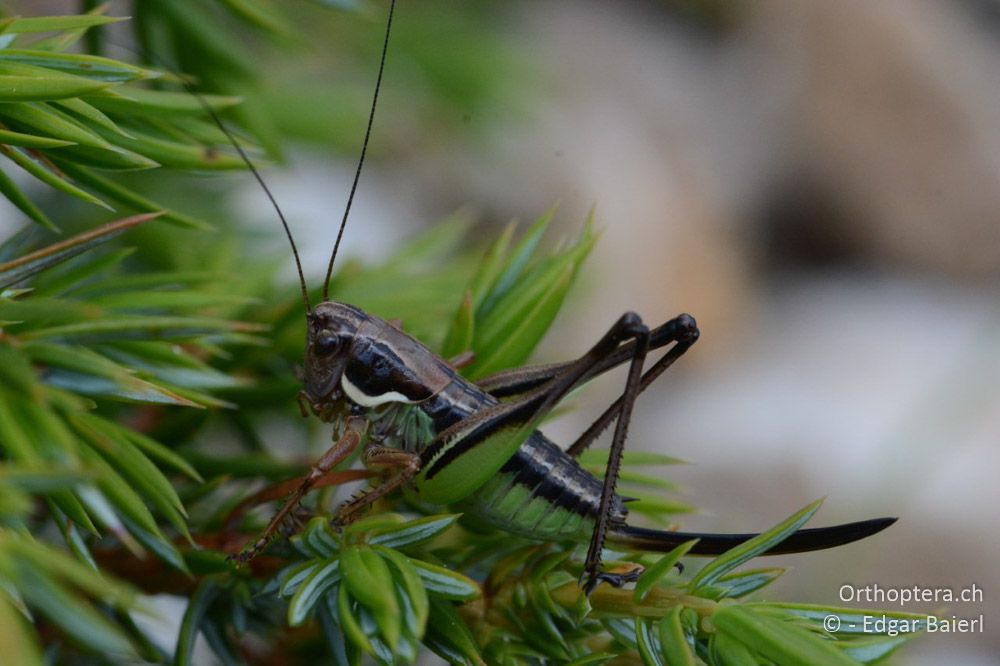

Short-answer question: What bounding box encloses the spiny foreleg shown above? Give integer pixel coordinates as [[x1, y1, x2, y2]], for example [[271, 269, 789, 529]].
[[332, 443, 421, 526], [231, 415, 368, 563]]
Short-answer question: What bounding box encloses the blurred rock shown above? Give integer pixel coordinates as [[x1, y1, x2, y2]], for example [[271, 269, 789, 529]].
[[750, 0, 1000, 279]]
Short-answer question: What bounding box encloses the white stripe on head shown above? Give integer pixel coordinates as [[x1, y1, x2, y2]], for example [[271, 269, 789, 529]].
[[341, 375, 416, 407]]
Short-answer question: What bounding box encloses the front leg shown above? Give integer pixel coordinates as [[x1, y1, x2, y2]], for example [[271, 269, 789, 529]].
[[332, 443, 421, 526], [231, 415, 368, 564]]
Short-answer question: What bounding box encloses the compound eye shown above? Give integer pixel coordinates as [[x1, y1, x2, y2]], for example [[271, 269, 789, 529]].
[[314, 332, 342, 357]]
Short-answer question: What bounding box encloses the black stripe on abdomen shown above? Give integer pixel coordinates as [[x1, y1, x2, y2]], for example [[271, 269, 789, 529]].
[[500, 433, 616, 520]]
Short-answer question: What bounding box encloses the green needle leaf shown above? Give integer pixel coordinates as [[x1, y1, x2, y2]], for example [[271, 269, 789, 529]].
[[22, 315, 264, 342], [0, 50, 155, 83], [700, 568, 785, 600], [71, 413, 191, 536], [0, 74, 112, 101], [84, 88, 243, 116], [408, 558, 480, 601], [0, 165, 57, 231], [295, 516, 341, 559], [373, 546, 429, 636], [710, 631, 758, 666], [216, 0, 295, 37], [440, 289, 474, 360], [367, 514, 461, 550], [174, 580, 218, 666], [1, 15, 123, 34], [0, 100, 115, 149], [754, 603, 928, 636], [713, 606, 860, 666], [635, 618, 664, 666], [279, 561, 322, 598], [338, 584, 374, 656], [467, 220, 516, 308], [0, 127, 74, 149], [0, 144, 111, 210], [288, 560, 342, 626], [839, 635, 912, 663], [689, 499, 823, 592], [15, 566, 134, 657], [0, 595, 43, 666], [659, 606, 696, 666], [634, 539, 698, 602], [564, 656, 615, 666], [340, 546, 401, 651], [423, 597, 485, 666], [477, 209, 553, 318], [52, 160, 213, 229], [0, 213, 162, 289]]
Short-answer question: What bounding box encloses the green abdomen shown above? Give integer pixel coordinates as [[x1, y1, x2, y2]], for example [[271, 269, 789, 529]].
[[460, 431, 624, 543]]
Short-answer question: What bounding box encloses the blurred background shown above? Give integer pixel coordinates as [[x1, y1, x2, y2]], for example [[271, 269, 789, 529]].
[[5, 1, 1000, 663]]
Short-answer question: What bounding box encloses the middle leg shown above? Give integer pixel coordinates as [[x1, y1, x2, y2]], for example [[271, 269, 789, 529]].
[[332, 442, 421, 526], [232, 415, 368, 563]]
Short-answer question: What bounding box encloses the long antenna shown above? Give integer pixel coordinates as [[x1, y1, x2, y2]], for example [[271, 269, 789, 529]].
[[185, 86, 312, 315], [322, 0, 397, 301], [125, 45, 313, 314]]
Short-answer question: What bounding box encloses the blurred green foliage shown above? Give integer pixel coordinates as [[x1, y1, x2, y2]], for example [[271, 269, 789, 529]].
[[0, 3, 918, 664]]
